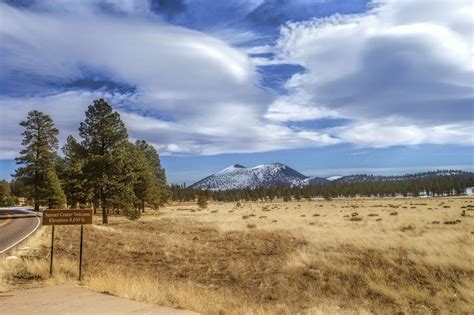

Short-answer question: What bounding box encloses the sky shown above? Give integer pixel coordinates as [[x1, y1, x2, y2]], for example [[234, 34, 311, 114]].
[[0, 0, 473, 184]]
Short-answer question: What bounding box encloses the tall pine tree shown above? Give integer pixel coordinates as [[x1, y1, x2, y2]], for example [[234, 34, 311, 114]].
[[14, 110, 65, 210], [79, 99, 133, 224]]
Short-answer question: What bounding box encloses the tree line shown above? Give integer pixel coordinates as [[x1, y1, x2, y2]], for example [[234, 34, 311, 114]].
[[169, 172, 474, 203], [2, 99, 168, 223]]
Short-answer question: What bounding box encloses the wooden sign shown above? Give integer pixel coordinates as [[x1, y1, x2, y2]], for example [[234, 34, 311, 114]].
[[42, 209, 93, 226], [43, 209, 92, 281]]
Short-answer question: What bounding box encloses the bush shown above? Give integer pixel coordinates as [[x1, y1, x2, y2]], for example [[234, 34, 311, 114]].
[[197, 195, 208, 209], [124, 208, 141, 220]]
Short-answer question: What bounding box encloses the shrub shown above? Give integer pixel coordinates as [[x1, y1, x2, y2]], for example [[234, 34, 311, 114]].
[[124, 208, 141, 220], [400, 224, 415, 232], [197, 195, 208, 209]]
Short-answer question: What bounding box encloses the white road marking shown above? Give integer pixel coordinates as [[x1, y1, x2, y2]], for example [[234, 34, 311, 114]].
[[0, 215, 41, 254]]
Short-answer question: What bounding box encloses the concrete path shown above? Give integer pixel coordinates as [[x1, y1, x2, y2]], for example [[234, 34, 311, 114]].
[[0, 284, 199, 314]]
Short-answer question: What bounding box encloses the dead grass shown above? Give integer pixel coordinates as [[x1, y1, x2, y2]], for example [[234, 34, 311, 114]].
[[1, 197, 473, 314], [0, 228, 77, 292]]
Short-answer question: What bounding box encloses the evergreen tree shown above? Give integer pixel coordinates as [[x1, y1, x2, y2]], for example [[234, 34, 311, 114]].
[[126, 143, 156, 213], [14, 110, 64, 210], [10, 178, 28, 198], [0, 180, 15, 207], [135, 140, 168, 207], [61, 135, 89, 208], [44, 168, 66, 208], [79, 99, 132, 224]]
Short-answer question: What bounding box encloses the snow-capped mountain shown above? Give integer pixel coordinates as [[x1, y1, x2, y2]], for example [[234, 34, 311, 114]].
[[191, 163, 311, 190]]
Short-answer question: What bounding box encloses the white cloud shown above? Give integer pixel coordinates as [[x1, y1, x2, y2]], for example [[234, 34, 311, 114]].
[[1, 3, 320, 157], [0, 90, 340, 159], [331, 119, 474, 148], [1, 0, 473, 159], [264, 95, 339, 122], [268, 0, 474, 146]]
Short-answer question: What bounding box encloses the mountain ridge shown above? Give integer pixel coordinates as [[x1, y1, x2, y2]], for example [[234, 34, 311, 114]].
[[190, 164, 473, 191]]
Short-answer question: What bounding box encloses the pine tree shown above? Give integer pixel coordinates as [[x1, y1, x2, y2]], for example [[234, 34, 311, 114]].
[[0, 180, 15, 207], [14, 110, 64, 210], [135, 140, 168, 208], [79, 99, 132, 224], [61, 135, 89, 208], [44, 168, 66, 208], [127, 143, 156, 213]]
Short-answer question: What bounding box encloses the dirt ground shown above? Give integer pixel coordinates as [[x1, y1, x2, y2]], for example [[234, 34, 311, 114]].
[[1, 197, 473, 314]]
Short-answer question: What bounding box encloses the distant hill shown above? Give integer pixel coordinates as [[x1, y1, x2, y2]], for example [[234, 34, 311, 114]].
[[191, 165, 473, 191], [190, 163, 318, 190]]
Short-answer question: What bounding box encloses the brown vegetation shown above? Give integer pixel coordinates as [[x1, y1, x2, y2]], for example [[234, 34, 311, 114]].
[[2, 197, 473, 314]]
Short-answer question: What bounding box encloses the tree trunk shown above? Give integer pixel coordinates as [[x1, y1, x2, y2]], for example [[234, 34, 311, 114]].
[[34, 169, 39, 211], [102, 206, 108, 224], [142, 200, 145, 213]]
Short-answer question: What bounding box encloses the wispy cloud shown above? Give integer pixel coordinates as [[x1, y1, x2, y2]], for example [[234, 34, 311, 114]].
[[0, 0, 472, 161], [267, 0, 474, 146]]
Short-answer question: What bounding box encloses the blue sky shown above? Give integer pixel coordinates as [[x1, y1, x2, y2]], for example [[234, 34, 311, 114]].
[[0, 0, 473, 184]]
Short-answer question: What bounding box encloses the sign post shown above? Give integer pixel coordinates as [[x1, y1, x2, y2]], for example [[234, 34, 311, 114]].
[[42, 209, 93, 281], [79, 223, 84, 281], [49, 225, 55, 277]]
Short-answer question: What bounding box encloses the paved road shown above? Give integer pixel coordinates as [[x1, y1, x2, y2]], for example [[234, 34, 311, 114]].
[[0, 208, 41, 254], [0, 284, 199, 314]]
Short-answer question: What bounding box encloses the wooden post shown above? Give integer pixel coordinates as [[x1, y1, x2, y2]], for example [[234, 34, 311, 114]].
[[79, 224, 84, 281], [49, 225, 55, 277]]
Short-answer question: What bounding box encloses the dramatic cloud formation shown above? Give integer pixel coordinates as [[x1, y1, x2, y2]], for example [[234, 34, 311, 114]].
[[268, 0, 473, 147], [0, 0, 472, 161]]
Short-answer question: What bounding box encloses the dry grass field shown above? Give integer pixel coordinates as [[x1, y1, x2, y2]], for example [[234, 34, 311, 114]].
[[1, 197, 473, 314]]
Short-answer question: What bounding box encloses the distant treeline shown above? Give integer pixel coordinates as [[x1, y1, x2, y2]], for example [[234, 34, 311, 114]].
[[170, 173, 474, 202], [333, 170, 472, 183]]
